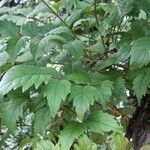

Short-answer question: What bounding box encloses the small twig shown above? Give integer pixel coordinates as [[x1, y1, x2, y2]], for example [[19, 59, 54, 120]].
[[95, 102, 130, 122], [107, 106, 130, 122], [42, 0, 68, 27]]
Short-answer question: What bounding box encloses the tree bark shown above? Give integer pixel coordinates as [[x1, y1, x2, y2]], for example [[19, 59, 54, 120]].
[[126, 94, 150, 150]]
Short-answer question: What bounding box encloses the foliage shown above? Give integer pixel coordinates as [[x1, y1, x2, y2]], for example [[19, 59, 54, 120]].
[[0, 0, 149, 149]]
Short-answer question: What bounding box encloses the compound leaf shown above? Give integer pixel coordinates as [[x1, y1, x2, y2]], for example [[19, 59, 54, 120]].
[[0, 65, 60, 94], [70, 85, 98, 120]]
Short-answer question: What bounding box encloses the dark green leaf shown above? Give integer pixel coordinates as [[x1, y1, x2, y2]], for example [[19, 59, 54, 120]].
[[130, 37, 150, 68], [90, 42, 106, 53], [110, 133, 133, 150], [133, 68, 150, 102], [70, 85, 98, 120], [44, 79, 71, 117], [0, 20, 18, 36], [97, 80, 113, 104], [74, 134, 97, 150], [21, 22, 39, 37], [87, 111, 120, 134], [66, 73, 88, 84], [2, 98, 24, 132], [34, 107, 51, 135], [63, 40, 85, 59], [34, 139, 55, 150], [113, 77, 127, 101], [59, 122, 87, 150], [7, 36, 20, 60]]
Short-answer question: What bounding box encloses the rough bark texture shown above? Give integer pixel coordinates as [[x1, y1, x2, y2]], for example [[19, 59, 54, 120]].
[[126, 95, 150, 150]]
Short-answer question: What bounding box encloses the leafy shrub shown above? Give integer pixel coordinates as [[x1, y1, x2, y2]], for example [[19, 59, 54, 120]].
[[0, 0, 149, 149]]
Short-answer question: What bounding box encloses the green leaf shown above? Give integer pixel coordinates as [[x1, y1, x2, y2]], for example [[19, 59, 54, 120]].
[[16, 51, 33, 62], [63, 40, 85, 59], [34, 139, 55, 150], [98, 55, 117, 70], [70, 85, 98, 120], [90, 42, 106, 53], [36, 34, 66, 59], [47, 26, 71, 35], [113, 77, 127, 101], [130, 37, 150, 68], [74, 134, 97, 150], [4, 15, 27, 26], [88, 72, 109, 85], [7, 36, 20, 60], [21, 21, 39, 37], [87, 111, 120, 134], [0, 51, 9, 67], [66, 73, 88, 84], [15, 36, 28, 52], [44, 79, 71, 117], [44, 34, 66, 45], [59, 122, 86, 150], [2, 100, 24, 132], [2, 97, 24, 132], [34, 107, 51, 135], [0, 20, 18, 36], [97, 80, 113, 104], [117, 0, 134, 17], [133, 68, 150, 102], [30, 36, 43, 60], [0, 65, 60, 95], [137, 0, 150, 12], [66, 9, 81, 26], [110, 133, 133, 150], [28, 2, 49, 16], [117, 42, 131, 62]]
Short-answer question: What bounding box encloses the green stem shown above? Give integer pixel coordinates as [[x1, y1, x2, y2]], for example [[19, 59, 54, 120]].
[[42, 0, 79, 39], [94, 0, 99, 27], [93, 0, 105, 47]]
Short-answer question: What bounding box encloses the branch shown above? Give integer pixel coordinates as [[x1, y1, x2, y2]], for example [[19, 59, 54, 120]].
[[107, 106, 130, 122], [95, 102, 130, 122]]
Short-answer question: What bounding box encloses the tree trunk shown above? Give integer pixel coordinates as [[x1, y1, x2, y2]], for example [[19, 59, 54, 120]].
[[126, 94, 150, 150]]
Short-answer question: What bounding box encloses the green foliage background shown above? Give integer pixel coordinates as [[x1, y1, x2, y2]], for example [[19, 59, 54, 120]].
[[0, 0, 149, 149]]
